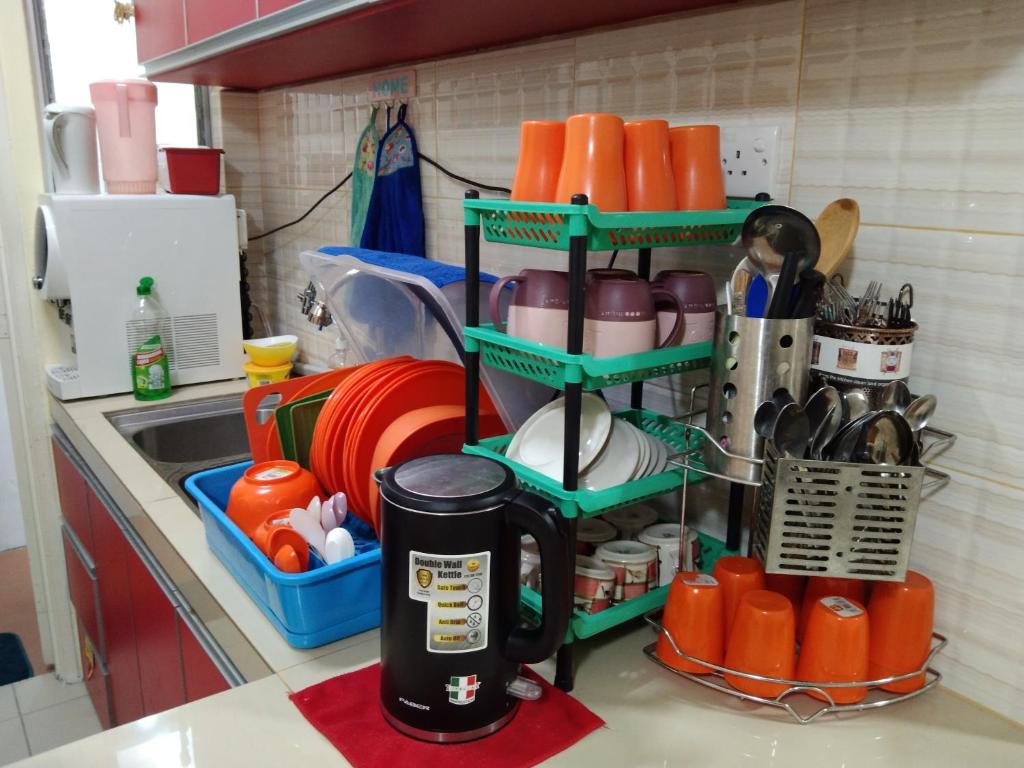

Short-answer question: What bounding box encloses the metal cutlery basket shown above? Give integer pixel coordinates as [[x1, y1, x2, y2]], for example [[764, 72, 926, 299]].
[[751, 429, 954, 582]]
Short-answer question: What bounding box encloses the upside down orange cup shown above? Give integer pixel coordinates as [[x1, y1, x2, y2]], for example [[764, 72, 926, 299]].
[[624, 120, 676, 211], [554, 113, 626, 212], [669, 124, 726, 210], [799, 576, 866, 641], [765, 571, 806, 615], [712, 555, 766, 640], [510, 120, 565, 202], [723, 590, 795, 699], [868, 570, 934, 693], [796, 596, 870, 704], [656, 572, 724, 674]]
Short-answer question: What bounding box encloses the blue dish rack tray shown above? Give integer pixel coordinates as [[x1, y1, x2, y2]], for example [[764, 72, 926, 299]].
[[184, 462, 382, 648]]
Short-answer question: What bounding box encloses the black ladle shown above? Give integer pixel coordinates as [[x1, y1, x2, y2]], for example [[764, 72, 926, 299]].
[[740, 205, 821, 319]]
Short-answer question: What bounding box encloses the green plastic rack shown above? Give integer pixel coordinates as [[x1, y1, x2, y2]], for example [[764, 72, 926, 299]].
[[464, 323, 711, 391], [518, 531, 738, 641], [463, 198, 764, 252], [462, 409, 707, 518]]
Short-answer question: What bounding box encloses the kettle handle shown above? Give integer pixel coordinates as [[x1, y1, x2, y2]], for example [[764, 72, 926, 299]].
[[503, 491, 570, 664], [45, 112, 69, 175]]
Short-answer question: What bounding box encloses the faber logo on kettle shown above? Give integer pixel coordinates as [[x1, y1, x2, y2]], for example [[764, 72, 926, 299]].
[[445, 674, 481, 705]]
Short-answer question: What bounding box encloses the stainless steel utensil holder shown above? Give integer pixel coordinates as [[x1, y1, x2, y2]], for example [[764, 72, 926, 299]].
[[643, 612, 947, 725], [705, 313, 814, 484]]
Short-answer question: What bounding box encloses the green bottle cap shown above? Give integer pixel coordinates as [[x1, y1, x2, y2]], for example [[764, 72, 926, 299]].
[[137, 276, 154, 296]]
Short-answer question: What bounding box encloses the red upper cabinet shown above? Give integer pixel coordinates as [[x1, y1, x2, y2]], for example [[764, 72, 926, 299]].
[[258, 0, 303, 15], [134, 0, 187, 62], [185, 0, 257, 44]]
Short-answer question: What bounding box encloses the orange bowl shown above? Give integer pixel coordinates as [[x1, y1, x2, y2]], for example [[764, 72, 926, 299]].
[[226, 460, 323, 539]]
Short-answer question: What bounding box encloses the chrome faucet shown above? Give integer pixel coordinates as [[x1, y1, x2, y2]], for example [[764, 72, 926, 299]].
[[297, 281, 332, 330]]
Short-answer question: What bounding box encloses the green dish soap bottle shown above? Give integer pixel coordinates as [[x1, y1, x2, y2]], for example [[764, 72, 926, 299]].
[[130, 276, 172, 401]]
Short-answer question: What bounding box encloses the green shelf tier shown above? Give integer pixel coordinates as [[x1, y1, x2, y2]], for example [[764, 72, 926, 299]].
[[464, 324, 711, 391], [517, 532, 739, 641], [463, 197, 766, 252], [463, 408, 707, 518]]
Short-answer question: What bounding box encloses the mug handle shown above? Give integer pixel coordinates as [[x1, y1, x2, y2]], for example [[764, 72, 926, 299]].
[[651, 288, 684, 348], [488, 275, 524, 333]]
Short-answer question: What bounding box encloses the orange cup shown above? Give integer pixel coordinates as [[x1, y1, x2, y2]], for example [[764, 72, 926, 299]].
[[723, 590, 795, 699], [799, 576, 866, 641], [796, 596, 870, 704], [669, 125, 726, 210], [510, 120, 565, 202], [624, 120, 676, 211], [656, 572, 724, 674], [554, 113, 626, 212], [868, 571, 934, 693], [712, 556, 765, 640], [765, 572, 806, 615]]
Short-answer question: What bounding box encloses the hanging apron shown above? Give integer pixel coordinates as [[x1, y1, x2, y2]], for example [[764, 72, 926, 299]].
[[360, 104, 425, 257], [350, 106, 380, 246]]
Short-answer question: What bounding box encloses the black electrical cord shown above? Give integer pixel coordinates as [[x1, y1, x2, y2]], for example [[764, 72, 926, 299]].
[[607, 249, 620, 269], [249, 172, 353, 241], [420, 152, 512, 194], [249, 153, 510, 242]]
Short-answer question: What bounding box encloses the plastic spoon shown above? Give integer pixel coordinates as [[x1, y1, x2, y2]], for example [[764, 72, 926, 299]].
[[290, 506, 326, 559], [324, 527, 356, 565]]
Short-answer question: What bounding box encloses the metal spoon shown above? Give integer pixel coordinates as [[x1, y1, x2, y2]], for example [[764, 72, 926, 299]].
[[804, 386, 841, 436], [880, 380, 912, 414], [773, 402, 810, 459], [903, 394, 937, 433], [841, 390, 870, 423], [853, 411, 915, 465], [828, 411, 876, 462], [810, 404, 842, 460], [754, 400, 779, 440]]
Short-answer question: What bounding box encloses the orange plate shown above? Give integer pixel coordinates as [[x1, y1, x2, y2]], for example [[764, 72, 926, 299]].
[[309, 357, 411, 490], [321, 358, 414, 495], [342, 361, 457, 520], [365, 405, 506, 534]]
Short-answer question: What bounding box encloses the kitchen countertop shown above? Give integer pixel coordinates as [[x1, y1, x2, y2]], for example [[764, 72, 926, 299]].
[[29, 382, 1024, 767]]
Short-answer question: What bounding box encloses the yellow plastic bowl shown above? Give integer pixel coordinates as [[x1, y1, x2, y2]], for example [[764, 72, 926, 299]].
[[244, 361, 292, 388], [243, 335, 298, 367]]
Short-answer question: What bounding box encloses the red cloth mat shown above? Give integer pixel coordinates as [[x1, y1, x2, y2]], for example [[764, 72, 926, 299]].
[[289, 663, 605, 767]]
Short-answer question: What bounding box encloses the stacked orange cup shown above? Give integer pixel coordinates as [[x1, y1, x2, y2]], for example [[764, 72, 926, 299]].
[[799, 576, 866, 640], [796, 596, 870, 704], [723, 590, 796, 698], [868, 571, 935, 693], [510, 121, 565, 202], [623, 120, 676, 211], [669, 125, 726, 210], [656, 572, 724, 674], [712, 555, 766, 639], [554, 113, 627, 211]]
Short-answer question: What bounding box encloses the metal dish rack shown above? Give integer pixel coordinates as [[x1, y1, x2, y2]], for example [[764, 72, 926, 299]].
[[642, 612, 947, 725]]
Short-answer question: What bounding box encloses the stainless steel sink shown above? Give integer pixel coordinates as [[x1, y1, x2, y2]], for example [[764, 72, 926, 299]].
[[107, 395, 251, 509]]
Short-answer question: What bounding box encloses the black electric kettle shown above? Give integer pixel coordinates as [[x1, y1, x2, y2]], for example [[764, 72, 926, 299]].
[[376, 454, 570, 743]]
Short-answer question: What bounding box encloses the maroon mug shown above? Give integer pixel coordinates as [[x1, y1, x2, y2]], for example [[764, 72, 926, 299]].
[[488, 269, 569, 348], [583, 277, 682, 357], [652, 270, 716, 346]]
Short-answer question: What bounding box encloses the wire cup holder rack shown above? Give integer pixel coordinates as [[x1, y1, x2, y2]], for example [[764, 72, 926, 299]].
[[642, 611, 947, 725]]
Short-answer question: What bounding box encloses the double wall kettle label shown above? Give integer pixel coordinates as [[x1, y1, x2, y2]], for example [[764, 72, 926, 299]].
[[408, 550, 490, 654]]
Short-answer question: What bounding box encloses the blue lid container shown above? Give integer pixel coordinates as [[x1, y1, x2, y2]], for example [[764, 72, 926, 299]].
[[184, 462, 381, 648]]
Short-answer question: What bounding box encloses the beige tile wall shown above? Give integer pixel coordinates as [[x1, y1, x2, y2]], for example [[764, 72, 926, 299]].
[[213, 0, 1024, 721]]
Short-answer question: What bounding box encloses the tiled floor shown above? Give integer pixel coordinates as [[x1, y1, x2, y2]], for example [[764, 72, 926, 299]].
[[0, 548, 46, 675], [0, 674, 101, 765]]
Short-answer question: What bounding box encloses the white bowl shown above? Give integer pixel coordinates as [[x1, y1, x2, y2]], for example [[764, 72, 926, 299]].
[[507, 393, 611, 478]]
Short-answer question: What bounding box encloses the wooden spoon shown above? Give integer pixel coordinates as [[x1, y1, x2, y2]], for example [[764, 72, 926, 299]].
[[815, 198, 860, 277]]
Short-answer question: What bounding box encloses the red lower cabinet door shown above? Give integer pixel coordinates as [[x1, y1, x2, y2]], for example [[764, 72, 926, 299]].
[[77, 619, 113, 731], [62, 527, 102, 657], [177, 613, 230, 702], [87, 490, 144, 726], [53, 438, 92, 551], [127, 551, 186, 715]]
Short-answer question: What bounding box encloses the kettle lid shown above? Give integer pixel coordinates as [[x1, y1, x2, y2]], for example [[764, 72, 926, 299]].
[[379, 454, 516, 513]]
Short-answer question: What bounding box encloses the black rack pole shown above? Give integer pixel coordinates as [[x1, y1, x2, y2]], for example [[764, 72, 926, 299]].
[[464, 189, 481, 445], [631, 247, 653, 410], [555, 192, 589, 693]]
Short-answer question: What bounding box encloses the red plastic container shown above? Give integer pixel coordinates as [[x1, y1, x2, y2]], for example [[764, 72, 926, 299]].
[[162, 147, 224, 195]]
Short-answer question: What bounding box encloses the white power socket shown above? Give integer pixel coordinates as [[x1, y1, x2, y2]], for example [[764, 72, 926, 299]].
[[720, 126, 779, 199]]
